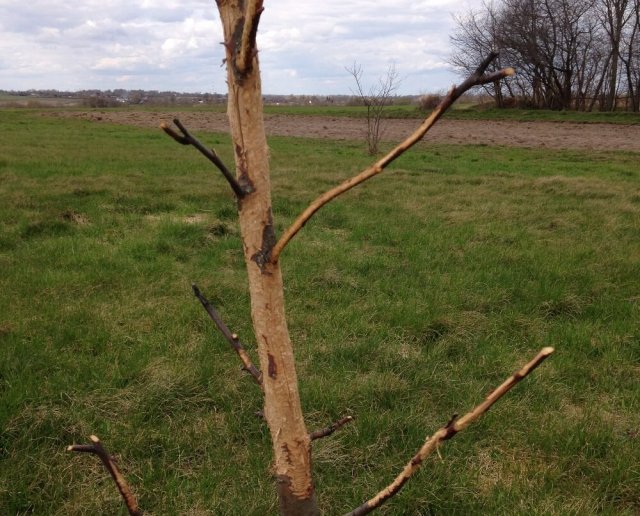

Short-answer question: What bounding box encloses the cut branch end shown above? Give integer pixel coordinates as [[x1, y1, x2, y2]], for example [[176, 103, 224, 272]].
[[310, 415, 354, 441], [192, 283, 264, 389], [271, 53, 514, 263], [67, 435, 141, 516], [347, 346, 554, 515]]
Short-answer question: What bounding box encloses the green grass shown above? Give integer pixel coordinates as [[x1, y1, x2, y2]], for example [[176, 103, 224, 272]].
[[260, 103, 640, 125], [1, 109, 639, 514], [263, 104, 421, 119], [445, 106, 640, 124]]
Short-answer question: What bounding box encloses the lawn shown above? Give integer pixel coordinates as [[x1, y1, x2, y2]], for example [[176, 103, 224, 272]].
[[261, 103, 640, 124], [0, 109, 638, 514]]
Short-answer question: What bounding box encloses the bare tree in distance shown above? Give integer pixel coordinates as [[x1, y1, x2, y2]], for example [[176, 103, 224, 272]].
[[346, 62, 400, 154], [68, 3, 554, 515], [451, 0, 640, 111], [620, 0, 640, 110], [597, 0, 636, 110], [450, 1, 513, 107]]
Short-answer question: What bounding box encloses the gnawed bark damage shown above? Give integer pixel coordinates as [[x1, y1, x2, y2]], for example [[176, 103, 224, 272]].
[[216, 1, 319, 514], [66, 4, 554, 515]]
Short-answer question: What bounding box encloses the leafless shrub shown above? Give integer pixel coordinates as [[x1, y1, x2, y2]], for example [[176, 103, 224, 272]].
[[346, 62, 401, 154], [83, 96, 120, 108], [418, 94, 444, 111]]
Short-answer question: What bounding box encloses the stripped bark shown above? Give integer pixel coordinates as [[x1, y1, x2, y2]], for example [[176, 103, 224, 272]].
[[67, 435, 142, 516], [346, 347, 555, 516], [66, 6, 552, 515], [216, 1, 317, 514], [270, 53, 514, 263]]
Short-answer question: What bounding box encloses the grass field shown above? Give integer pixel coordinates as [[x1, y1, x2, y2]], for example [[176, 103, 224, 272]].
[[0, 95, 83, 109], [260, 103, 640, 125], [1, 109, 639, 514]]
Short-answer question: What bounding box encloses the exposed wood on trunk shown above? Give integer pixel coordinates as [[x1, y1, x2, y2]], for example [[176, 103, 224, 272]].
[[216, 2, 318, 514], [64, 6, 554, 514]]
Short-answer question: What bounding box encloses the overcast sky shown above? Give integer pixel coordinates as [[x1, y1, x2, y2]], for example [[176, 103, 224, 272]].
[[0, 1, 484, 95]]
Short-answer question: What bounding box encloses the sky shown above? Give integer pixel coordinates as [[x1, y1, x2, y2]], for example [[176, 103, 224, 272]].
[[0, 1, 485, 95]]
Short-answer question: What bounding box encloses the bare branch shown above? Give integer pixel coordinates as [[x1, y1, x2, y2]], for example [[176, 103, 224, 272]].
[[310, 415, 354, 441], [67, 435, 142, 516], [270, 54, 514, 263], [192, 283, 264, 389], [346, 346, 554, 516], [346, 62, 367, 102], [161, 118, 249, 199]]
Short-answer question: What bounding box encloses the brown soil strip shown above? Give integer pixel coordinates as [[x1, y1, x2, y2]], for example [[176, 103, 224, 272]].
[[46, 110, 640, 152]]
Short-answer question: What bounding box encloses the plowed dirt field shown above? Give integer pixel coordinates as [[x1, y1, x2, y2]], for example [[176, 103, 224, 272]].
[[49, 110, 640, 152]]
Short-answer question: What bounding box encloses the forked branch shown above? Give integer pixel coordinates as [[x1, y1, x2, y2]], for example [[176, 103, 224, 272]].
[[235, 0, 265, 75], [270, 52, 514, 263], [67, 435, 142, 516], [192, 283, 263, 389], [346, 346, 554, 516], [161, 118, 249, 199], [310, 415, 354, 441]]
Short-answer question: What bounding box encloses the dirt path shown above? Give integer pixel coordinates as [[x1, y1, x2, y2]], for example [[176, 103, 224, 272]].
[[48, 110, 640, 152]]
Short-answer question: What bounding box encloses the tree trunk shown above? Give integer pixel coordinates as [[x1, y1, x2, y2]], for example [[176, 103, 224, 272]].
[[215, 2, 318, 514]]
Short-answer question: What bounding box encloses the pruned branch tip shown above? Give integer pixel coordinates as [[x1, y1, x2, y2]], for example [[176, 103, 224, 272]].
[[67, 435, 142, 516], [192, 283, 264, 389], [310, 415, 354, 441], [346, 346, 554, 516], [161, 119, 250, 199], [451, 51, 515, 102]]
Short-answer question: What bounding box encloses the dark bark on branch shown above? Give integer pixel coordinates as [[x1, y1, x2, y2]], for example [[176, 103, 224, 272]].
[[346, 347, 554, 516], [270, 53, 514, 263], [235, 0, 264, 76], [161, 118, 250, 198], [192, 283, 263, 388], [309, 416, 354, 441], [67, 435, 142, 516]]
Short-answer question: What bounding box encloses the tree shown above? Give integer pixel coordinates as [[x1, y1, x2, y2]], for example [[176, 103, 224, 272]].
[[68, 3, 553, 514], [499, 0, 598, 110], [450, 1, 513, 107], [597, 0, 635, 110], [619, 0, 640, 110], [451, 0, 640, 111], [346, 62, 401, 154]]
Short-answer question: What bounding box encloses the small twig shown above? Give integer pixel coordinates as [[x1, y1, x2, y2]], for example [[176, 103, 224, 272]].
[[346, 346, 554, 516], [67, 435, 142, 516], [235, 0, 265, 74], [270, 52, 514, 263], [192, 283, 263, 389], [310, 415, 354, 441], [160, 118, 248, 198]]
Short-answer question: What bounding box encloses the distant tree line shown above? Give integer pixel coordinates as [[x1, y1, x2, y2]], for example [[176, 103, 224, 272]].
[[450, 0, 640, 111]]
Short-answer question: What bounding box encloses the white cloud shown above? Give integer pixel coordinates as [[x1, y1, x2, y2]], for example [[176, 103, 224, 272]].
[[0, 0, 486, 93]]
